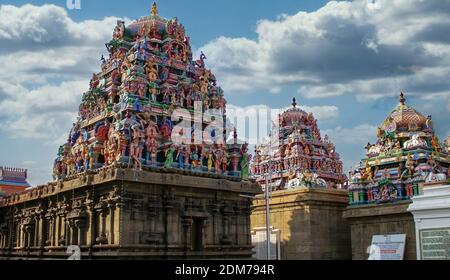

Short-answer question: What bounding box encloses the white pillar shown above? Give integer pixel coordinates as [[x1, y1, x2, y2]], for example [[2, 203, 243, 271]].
[[408, 183, 450, 260]]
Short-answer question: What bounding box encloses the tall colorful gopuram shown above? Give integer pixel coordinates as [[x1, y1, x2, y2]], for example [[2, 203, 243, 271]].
[[52, 2, 250, 180], [251, 98, 346, 190], [348, 93, 450, 205], [0, 3, 260, 260]]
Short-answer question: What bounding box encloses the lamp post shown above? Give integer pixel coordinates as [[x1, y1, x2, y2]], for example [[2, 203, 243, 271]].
[[264, 171, 271, 260], [264, 134, 273, 260]]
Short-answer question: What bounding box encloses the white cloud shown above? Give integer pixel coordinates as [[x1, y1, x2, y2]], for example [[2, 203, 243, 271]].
[[0, 4, 126, 140], [323, 124, 378, 145], [0, 80, 85, 139], [322, 123, 381, 172], [198, 0, 450, 101]]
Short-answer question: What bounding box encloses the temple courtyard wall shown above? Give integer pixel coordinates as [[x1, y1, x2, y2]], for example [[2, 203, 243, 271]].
[[343, 201, 416, 260], [250, 188, 351, 260], [0, 167, 261, 260]]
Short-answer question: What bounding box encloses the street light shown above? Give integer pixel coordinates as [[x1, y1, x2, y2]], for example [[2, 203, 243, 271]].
[[264, 133, 273, 260], [264, 169, 271, 260], [248, 132, 274, 260]]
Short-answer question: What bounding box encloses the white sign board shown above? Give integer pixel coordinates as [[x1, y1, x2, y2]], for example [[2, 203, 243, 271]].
[[420, 228, 450, 260], [251, 228, 280, 260], [368, 234, 406, 260]]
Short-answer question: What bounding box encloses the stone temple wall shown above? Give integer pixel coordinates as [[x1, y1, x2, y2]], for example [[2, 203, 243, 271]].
[[0, 167, 260, 259], [343, 201, 416, 260], [250, 188, 351, 260]]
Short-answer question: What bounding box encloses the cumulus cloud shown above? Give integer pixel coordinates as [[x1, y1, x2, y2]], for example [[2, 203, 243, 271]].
[[0, 4, 121, 52], [322, 123, 379, 172], [0, 80, 85, 140], [323, 124, 378, 145], [198, 0, 450, 102], [0, 4, 126, 140]]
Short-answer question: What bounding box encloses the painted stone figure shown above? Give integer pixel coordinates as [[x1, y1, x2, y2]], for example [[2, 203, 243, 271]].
[[164, 145, 175, 168]]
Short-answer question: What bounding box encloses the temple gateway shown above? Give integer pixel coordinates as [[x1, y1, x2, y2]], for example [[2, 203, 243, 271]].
[[0, 3, 260, 259]]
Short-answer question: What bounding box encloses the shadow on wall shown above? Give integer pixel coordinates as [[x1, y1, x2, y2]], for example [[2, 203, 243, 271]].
[[280, 200, 352, 260], [251, 190, 352, 260]]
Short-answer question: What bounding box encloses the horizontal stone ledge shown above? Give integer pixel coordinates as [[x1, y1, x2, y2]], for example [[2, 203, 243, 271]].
[[343, 200, 412, 219]]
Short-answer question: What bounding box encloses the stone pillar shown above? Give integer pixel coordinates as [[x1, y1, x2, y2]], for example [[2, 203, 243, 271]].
[[51, 216, 56, 246], [109, 206, 115, 245], [34, 217, 39, 247], [75, 220, 86, 246], [16, 223, 21, 248], [210, 204, 220, 244], [56, 215, 62, 245], [182, 218, 193, 249], [37, 214, 45, 248], [64, 218, 70, 246], [24, 225, 32, 248], [221, 205, 234, 244], [96, 208, 108, 244], [87, 204, 95, 247], [163, 197, 177, 245]]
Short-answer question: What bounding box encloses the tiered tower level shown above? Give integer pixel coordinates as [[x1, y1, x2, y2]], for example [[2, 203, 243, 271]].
[[348, 93, 450, 205], [251, 98, 346, 190], [0, 167, 30, 197], [52, 3, 250, 180]]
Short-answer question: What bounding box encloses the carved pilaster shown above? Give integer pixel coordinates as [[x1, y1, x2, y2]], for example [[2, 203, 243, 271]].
[[181, 218, 193, 249], [145, 195, 161, 244], [163, 191, 177, 245], [220, 203, 234, 245]]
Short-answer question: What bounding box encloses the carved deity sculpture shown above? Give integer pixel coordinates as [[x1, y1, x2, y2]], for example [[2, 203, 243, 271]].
[[400, 155, 416, 180], [164, 145, 175, 168], [361, 161, 375, 184]]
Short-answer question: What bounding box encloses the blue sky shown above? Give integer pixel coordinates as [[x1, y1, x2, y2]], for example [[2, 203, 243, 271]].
[[0, 0, 449, 185]]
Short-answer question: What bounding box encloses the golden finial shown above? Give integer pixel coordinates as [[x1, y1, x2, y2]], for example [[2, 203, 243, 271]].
[[399, 91, 406, 105], [151, 2, 158, 17]]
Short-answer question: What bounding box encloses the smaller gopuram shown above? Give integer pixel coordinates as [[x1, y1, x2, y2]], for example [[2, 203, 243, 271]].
[[250, 98, 351, 260], [347, 92, 449, 205], [0, 167, 30, 196], [251, 98, 346, 190], [344, 92, 450, 260]]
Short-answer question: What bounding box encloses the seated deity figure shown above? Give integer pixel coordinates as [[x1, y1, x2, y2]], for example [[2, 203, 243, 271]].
[[403, 134, 427, 149]]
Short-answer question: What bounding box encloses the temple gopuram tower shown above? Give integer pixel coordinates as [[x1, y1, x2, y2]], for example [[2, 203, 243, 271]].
[[251, 98, 346, 190], [347, 92, 449, 205], [250, 98, 351, 260], [0, 3, 260, 260], [344, 92, 450, 260]]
